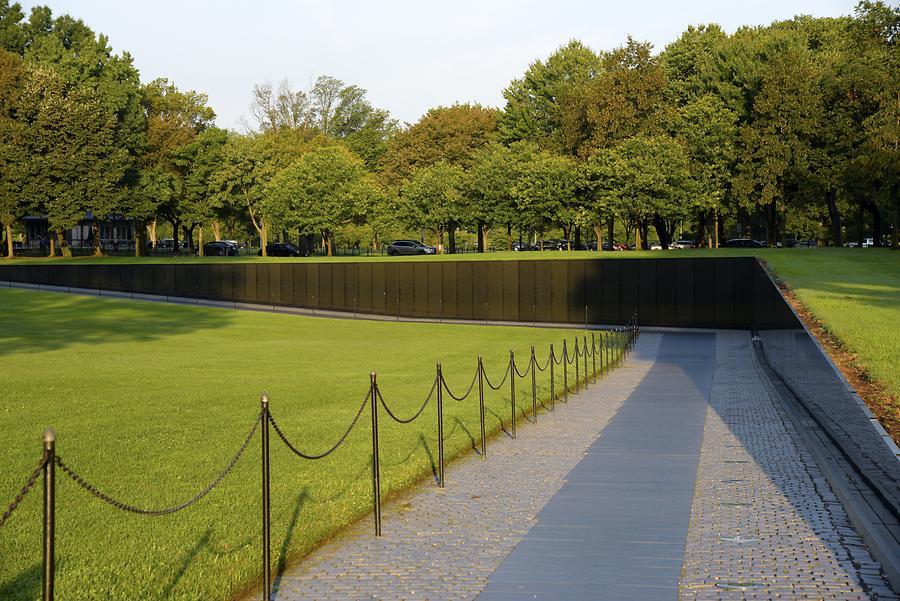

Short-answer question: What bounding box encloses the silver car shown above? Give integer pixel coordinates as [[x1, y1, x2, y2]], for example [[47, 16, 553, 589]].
[[387, 240, 437, 256]]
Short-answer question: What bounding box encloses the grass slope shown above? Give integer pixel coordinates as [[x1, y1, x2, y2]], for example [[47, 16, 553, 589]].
[[761, 249, 899, 402], [0, 288, 619, 601]]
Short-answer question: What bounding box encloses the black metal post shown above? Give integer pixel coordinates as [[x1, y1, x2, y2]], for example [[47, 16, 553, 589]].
[[605, 332, 609, 373], [436, 364, 445, 488], [563, 340, 568, 401], [260, 394, 271, 601], [583, 336, 588, 388], [370, 372, 382, 536], [478, 356, 486, 459], [42, 428, 55, 601], [509, 351, 517, 439], [530, 346, 537, 420], [549, 344, 555, 412], [591, 332, 597, 382], [574, 338, 580, 392]]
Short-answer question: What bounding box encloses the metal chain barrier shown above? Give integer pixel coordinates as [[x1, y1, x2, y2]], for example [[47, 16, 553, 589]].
[[269, 392, 369, 460], [377, 376, 437, 424], [0, 456, 48, 528], [55, 413, 262, 516], [483, 361, 511, 390], [534, 352, 552, 372], [441, 368, 479, 402], [513, 356, 532, 378]]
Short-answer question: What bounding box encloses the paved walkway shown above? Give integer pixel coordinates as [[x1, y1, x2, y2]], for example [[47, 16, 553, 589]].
[[477, 332, 714, 600], [267, 332, 897, 601]]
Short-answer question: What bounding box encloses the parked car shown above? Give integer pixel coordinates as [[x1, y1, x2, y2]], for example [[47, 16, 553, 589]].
[[205, 240, 240, 256], [649, 243, 662, 250], [512, 241, 537, 251], [539, 239, 570, 251], [258, 242, 306, 257], [671, 239, 695, 249], [793, 240, 817, 248], [387, 240, 437, 256], [723, 238, 767, 248]]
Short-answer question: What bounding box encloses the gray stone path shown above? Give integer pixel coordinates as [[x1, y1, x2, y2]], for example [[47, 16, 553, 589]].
[[679, 331, 897, 601], [270, 335, 662, 600], [266, 330, 898, 601], [476, 332, 715, 601]]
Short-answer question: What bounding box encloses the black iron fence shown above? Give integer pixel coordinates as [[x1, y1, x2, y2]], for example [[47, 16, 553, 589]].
[[0, 319, 638, 601], [0, 257, 798, 329]]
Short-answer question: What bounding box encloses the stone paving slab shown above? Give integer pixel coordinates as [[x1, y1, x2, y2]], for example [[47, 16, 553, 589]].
[[477, 332, 714, 601], [269, 335, 662, 601], [679, 331, 897, 601]]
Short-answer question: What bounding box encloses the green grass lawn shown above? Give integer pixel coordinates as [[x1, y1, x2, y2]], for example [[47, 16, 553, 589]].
[[760, 249, 899, 401], [0, 288, 622, 601]]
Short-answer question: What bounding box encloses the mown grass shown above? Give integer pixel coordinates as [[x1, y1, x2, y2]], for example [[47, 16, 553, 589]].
[[761, 249, 899, 401], [0, 288, 621, 601]]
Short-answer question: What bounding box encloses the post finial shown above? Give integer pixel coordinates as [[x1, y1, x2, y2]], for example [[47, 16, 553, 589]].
[[260, 393, 269, 405], [43, 427, 56, 444]]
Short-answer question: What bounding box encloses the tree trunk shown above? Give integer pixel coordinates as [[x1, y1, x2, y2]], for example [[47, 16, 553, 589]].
[[715, 209, 721, 248], [326, 231, 333, 256], [826, 190, 843, 247], [607, 217, 614, 249], [183, 225, 196, 251], [448, 222, 457, 254], [198, 225, 205, 256], [506, 222, 512, 251], [212, 220, 222, 241], [483, 227, 490, 252], [170, 219, 181, 254], [48, 234, 55, 258], [858, 203, 865, 246], [867, 201, 882, 247], [4, 223, 12, 259], [634, 223, 642, 250], [652, 215, 671, 249], [91, 221, 103, 257], [135, 220, 146, 257], [574, 226, 581, 250], [477, 222, 484, 253], [562, 225, 572, 251], [696, 211, 707, 248], [148, 218, 157, 249], [765, 202, 777, 247], [260, 221, 268, 256], [56, 231, 71, 258], [593, 223, 603, 253]]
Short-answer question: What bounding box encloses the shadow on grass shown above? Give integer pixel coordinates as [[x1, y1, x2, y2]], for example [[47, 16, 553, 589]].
[[0, 289, 234, 357], [0, 564, 40, 601]]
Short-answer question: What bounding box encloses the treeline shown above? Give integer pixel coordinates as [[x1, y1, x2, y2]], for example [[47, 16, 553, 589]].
[[0, 1, 897, 258]]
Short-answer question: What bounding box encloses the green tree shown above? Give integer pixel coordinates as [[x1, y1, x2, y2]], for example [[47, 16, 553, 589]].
[[397, 161, 467, 253], [467, 142, 532, 251], [0, 48, 25, 257], [730, 28, 822, 246], [500, 39, 602, 151], [140, 78, 216, 253], [588, 135, 695, 249], [379, 104, 498, 187], [265, 144, 378, 256], [515, 151, 580, 247], [173, 127, 228, 255], [18, 66, 128, 257]]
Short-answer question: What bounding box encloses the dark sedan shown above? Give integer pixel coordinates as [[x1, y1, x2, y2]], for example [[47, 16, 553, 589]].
[[258, 243, 307, 257], [203, 240, 240, 256]]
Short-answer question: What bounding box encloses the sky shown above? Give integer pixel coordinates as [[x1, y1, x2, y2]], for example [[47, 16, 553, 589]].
[[20, 0, 855, 131]]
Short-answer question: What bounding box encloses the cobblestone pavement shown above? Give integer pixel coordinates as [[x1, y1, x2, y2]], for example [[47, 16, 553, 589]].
[[270, 335, 663, 601], [679, 331, 898, 601]]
